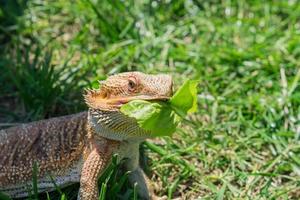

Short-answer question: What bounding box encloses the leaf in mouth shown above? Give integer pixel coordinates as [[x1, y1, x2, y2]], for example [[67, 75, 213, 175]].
[[120, 80, 199, 137]]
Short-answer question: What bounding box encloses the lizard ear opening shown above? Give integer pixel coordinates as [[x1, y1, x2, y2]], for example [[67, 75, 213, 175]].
[[100, 90, 108, 99], [84, 88, 118, 111]]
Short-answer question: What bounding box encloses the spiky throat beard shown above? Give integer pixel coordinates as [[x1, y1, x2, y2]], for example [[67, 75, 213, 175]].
[[88, 109, 150, 141]]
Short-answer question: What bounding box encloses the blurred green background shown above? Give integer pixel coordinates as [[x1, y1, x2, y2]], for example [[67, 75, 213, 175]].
[[1, 0, 300, 199]]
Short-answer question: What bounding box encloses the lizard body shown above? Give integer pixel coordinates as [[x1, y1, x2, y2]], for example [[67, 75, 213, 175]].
[[0, 72, 173, 200]]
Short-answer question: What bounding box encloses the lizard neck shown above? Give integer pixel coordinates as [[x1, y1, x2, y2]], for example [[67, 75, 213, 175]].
[[87, 109, 147, 142]]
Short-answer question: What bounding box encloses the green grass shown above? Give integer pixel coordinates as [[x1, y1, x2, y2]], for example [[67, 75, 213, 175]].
[[1, 0, 300, 199]]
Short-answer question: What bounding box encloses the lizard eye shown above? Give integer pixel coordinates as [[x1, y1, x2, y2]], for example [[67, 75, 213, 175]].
[[128, 77, 137, 92]]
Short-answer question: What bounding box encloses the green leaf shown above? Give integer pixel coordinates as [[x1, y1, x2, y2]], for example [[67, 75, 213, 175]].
[[120, 100, 180, 136], [170, 80, 199, 114]]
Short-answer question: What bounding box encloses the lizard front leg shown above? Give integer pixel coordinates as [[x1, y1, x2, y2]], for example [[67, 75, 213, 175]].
[[124, 144, 156, 200], [79, 145, 111, 200]]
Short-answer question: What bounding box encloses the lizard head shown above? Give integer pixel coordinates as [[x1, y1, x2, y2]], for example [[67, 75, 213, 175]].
[[84, 72, 173, 140]]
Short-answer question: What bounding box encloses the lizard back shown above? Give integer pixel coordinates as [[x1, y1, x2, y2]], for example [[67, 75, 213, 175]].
[[0, 112, 88, 187]]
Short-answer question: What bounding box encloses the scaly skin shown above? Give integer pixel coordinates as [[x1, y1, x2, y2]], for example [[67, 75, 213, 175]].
[[0, 72, 173, 200]]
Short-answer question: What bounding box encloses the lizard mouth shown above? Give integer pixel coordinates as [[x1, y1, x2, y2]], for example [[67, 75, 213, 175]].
[[107, 95, 170, 107], [85, 92, 170, 111]]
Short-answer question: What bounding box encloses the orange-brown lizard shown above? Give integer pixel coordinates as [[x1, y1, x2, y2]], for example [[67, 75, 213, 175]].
[[0, 72, 173, 200]]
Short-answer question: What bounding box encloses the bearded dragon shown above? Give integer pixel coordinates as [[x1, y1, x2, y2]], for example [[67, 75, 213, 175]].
[[0, 72, 173, 200]]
